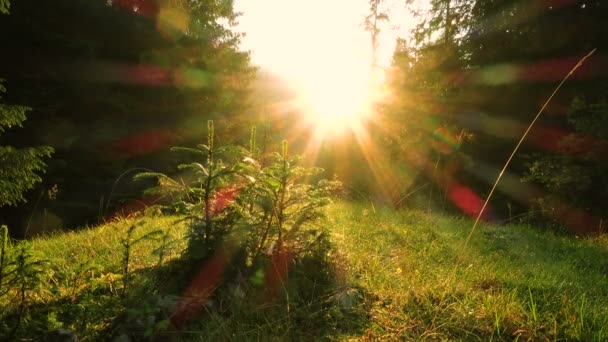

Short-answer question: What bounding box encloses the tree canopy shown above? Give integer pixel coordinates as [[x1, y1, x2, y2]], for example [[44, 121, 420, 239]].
[[0, 0, 254, 234], [381, 0, 608, 231]]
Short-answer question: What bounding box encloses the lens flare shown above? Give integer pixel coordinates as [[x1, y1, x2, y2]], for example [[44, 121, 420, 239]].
[[296, 65, 378, 141]]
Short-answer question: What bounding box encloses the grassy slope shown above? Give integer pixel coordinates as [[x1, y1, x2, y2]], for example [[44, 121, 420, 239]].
[[1, 202, 607, 341], [1, 215, 190, 340], [329, 202, 608, 341]]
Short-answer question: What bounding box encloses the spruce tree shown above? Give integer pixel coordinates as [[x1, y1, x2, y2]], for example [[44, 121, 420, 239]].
[[0, 81, 53, 207]]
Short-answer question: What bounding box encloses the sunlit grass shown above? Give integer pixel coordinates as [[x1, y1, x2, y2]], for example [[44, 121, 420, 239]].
[[1, 216, 189, 339], [31, 216, 188, 278], [328, 201, 608, 340], [3, 203, 608, 340]]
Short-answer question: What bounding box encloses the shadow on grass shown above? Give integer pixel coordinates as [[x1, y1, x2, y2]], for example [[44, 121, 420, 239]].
[[474, 226, 608, 297], [2, 240, 373, 341], [160, 239, 372, 341]]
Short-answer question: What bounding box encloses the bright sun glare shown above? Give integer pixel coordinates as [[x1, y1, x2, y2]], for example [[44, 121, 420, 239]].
[[235, 0, 401, 139], [295, 63, 376, 138]]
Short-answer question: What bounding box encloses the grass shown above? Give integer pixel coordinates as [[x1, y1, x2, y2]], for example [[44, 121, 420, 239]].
[[0, 215, 190, 340], [328, 201, 608, 341], [1, 202, 607, 340]]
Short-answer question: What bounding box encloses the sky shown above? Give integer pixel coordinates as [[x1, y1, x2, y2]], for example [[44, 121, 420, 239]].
[[233, 0, 416, 79], [232, 0, 422, 132]]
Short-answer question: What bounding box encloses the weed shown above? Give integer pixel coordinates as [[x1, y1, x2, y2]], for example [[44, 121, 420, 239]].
[[3, 242, 47, 339], [120, 222, 162, 295]]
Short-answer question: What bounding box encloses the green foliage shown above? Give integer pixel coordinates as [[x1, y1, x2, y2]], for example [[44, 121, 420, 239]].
[[411, 0, 473, 48], [0, 225, 9, 296], [136, 123, 341, 272], [0, 0, 8, 14], [0, 0, 254, 228], [386, 0, 607, 222], [0, 81, 53, 207], [373, 0, 478, 208], [131, 124, 343, 339], [1, 203, 608, 340], [249, 125, 257, 157], [0, 216, 188, 340], [0, 239, 48, 339], [524, 95, 608, 223], [120, 223, 162, 295], [135, 120, 253, 260], [244, 140, 341, 266], [329, 201, 608, 340]]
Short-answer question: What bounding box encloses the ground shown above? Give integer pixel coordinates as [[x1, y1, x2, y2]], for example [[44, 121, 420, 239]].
[[1, 201, 607, 341]]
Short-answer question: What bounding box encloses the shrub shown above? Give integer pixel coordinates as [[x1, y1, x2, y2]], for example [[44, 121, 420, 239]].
[[135, 122, 341, 272]]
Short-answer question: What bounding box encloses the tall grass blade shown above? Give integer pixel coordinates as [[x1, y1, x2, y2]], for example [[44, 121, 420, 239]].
[[463, 48, 597, 250]]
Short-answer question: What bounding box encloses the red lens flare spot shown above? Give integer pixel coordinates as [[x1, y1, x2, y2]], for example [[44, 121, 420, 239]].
[[106, 195, 160, 221], [171, 249, 229, 329], [127, 64, 172, 86], [448, 183, 493, 220], [210, 186, 240, 215], [264, 245, 291, 301], [111, 129, 174, 158]]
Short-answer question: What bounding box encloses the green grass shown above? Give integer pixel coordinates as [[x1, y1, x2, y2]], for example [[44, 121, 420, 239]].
[[1, 202, 607, 340], [0, 215, 190, 340], [328, 202, 608, 341]]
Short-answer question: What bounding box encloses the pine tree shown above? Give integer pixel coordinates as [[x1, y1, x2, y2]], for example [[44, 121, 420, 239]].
[[0, 0, 253, 226], [0, 82, 53, 207]]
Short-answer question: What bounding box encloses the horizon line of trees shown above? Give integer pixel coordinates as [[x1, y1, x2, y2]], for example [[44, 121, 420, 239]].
[[372, 0, 607, 233]]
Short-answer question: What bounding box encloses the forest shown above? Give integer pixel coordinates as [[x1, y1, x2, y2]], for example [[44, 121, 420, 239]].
[[0, 0, 607, 340]]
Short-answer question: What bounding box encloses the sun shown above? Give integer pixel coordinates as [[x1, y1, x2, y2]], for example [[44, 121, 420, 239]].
[[294, 62, 380, 140], [234, 0, 400, 140]]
